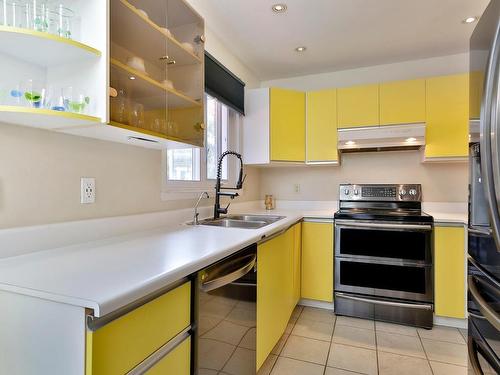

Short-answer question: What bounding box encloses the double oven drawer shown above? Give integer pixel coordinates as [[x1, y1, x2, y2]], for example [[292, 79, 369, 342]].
[[334, 220, 433, 303]]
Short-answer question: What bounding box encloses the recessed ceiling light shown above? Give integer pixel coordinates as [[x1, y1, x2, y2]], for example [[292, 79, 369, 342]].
[[463, 16, 477, 24], [129, 76, 136, 80], [345, 141, 356, 146], [405, 137, 417, 143], [295, 46, 307, 52], [272, 3, 287, 12]]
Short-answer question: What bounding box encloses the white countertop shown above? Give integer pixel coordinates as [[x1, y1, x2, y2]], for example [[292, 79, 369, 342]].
[[0, 209, 307, 317], [0, 200, 465, 317]]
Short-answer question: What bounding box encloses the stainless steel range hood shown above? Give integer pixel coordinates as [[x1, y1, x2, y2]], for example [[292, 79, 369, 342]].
[[338, 123, 426, 152]]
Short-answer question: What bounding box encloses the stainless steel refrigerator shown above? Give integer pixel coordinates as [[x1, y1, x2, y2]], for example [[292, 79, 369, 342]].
[[468, 0, 500, 373]]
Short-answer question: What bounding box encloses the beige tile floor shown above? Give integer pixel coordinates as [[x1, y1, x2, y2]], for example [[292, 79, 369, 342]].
[[261, 306, 470, 375], [199, 301, 473, 375]]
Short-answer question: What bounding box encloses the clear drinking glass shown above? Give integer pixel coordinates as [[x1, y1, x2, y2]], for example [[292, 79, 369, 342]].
[[32, 0, 48, 32], [46, 86, 66, 111], [129, 102, 145, 128], [110, 89, 129, 124], [23, 79, 46, 108], [48, 3, 73, 38], [63, 87, 90, 114]]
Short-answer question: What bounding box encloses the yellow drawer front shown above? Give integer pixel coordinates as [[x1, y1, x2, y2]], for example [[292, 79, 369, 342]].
[[379, 79, 426, 125], [306, 89, 338, 162], [425, 74, 469, 159], [301, 222, 334, 302], [87, 282, 191, 375], [146, 337, 191, 375], [434, 226, 466, 318], [270, 87, 306, 162], [337, 84, 379, 128]]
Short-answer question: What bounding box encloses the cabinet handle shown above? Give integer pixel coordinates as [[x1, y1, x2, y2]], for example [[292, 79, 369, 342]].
[[126, 327, 191, 375]]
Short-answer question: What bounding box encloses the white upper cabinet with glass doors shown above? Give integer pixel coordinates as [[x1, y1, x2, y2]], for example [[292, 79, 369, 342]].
[[0, 0, 205, 149]]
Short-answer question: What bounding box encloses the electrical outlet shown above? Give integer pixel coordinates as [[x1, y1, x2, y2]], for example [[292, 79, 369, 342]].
[[294, 183, 300, 193], [81, 177, 96, 204]]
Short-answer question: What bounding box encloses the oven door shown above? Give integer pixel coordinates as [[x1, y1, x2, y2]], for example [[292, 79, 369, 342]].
[[468, 259, 500, 374], [335, 220, 433, 264], [335, 257, 433, 303]]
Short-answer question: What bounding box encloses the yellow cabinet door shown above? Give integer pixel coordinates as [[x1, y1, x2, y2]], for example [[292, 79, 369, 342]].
[[306, 89, 338, 162], [86, 282, 191, 375], [257, 228, 294, 369], [293, 223, 302, 305], [434, 226, 466, 318], [425, 74, 469, 159], [270, 87, 306, 162], [379, 79, 426, 125], [146, 337, 191, 375], [337, 84, 379, 128], [301, 221, 334, 302]]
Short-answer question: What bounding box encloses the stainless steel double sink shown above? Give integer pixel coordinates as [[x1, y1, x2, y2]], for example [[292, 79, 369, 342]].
[[196, 214, 285, 229]]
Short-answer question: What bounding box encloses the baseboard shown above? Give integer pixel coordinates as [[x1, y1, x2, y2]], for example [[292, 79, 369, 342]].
[[299, 298, 335, 311], [434, 316, 468, 329]]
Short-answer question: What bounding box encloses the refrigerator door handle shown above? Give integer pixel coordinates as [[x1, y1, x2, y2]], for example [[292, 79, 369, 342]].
[[468, 275, 500, 331], [480, 20, 500, 252]]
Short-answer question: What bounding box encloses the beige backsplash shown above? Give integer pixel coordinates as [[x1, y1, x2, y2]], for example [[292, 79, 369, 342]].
[[259, 150, 468, 202]]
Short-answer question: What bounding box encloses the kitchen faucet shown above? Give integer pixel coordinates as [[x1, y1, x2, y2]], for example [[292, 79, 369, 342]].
[[193, 191, 210, 225], [214, 151, 246, 219]]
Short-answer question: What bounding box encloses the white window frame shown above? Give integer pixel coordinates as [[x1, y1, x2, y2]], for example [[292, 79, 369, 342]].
[[161, 95, 241, 200]]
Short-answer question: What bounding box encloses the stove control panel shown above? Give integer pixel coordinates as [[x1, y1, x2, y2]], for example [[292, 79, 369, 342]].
[[339, 184, 422, 202]]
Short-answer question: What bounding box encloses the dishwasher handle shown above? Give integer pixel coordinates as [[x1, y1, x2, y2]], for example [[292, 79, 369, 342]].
[[200, 253, 256, 293]]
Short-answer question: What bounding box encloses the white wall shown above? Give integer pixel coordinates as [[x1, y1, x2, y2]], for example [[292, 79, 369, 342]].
[[258, 53, 470, 203]]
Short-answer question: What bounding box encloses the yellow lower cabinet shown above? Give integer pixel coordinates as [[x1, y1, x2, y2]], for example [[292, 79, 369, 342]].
[[86, 282, 191, 375], [301, 221, 334, 302], [146, 337, 191, 375], [293, 223, 302, 305], [434, 226, 466, 318], [257, 228, 295, 370]]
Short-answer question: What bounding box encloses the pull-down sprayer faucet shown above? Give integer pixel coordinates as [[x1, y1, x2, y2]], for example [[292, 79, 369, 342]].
[[213, 151, 246, 219]]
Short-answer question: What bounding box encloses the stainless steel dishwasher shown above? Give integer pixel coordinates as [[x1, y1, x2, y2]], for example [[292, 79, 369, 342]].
[[195, 244, 257, 375]]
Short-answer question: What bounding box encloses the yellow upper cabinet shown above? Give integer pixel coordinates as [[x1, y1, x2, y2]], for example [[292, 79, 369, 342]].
[[470, 70, 484, 120], [379, 79, 426, 125], [434, 226, 466, 319], [337, 84, 379, 128], [270, 88, 306, 162], [425, 74, 469, 160], [301, 221, 334, 302], [306, 89, 338, 162]]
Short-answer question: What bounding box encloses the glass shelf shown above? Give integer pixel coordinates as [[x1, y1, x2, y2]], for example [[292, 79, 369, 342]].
[[110, 58, 202, 109]]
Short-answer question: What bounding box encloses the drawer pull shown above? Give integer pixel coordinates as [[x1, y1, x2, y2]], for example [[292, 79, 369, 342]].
[[126, 326, 191, 375]]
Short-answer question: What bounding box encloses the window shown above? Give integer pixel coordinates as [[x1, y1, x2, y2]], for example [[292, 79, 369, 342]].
[[162, 94, 239, 197]]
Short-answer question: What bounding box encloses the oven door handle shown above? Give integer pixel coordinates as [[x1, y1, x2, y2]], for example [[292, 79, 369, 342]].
[[468, 275, 500, 331], [335, 220, 432, 231], [335, 292, 433, 310]]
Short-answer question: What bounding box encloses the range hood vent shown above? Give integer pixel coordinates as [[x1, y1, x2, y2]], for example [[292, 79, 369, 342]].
[[338, 123, 426, 152]]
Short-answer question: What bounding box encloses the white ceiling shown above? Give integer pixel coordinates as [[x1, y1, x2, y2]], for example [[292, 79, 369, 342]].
[[198, 0, 490, 80]]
